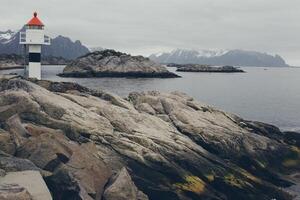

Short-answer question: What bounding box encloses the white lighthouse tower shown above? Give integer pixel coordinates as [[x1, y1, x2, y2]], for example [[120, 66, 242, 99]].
[[20, 12, 50, 80]]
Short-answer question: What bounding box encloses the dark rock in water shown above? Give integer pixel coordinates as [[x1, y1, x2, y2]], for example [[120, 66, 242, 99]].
[[103, 167, 149, 200], [0, 77, 298, 200], [170, 63, 245, 73], [59, 49, 180, 78]]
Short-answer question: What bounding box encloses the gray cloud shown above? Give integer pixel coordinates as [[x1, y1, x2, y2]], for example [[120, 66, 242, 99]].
[[0, 0, 299, 65]]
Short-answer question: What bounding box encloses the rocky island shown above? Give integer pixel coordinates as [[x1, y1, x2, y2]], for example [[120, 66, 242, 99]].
[[0, 75, 299, 200], [59, 50, 180, 78], [168, 63, 245, 73]]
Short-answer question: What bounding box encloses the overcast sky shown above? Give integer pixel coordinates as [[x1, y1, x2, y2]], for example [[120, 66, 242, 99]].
[[1, 0, 299, 65]]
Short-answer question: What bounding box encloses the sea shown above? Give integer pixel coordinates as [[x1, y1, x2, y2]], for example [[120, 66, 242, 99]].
[[1, 65, 300, 132]]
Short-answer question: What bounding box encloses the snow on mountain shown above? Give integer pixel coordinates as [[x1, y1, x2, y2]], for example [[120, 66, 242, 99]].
[[0, 30, 17, 44], [149, 49, 289, 67]]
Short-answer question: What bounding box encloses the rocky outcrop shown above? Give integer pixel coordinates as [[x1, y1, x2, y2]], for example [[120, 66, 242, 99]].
[[0, 76, 299, 199], [59, 50, 180, 78], [168, 63, 245, 73]]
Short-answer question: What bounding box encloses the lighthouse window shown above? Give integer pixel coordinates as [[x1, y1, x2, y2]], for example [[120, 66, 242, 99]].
[[27, 25, 44, 30], [29, 53, 41, 63]]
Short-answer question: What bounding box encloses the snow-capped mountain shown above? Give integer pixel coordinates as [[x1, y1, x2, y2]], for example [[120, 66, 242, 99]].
[[0, 29, 90, 59], [149, 49, 289, 67], [0, 30, 17, 44]]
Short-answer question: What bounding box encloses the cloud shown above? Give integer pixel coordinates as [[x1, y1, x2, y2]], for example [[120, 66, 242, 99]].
[[0, 0, 299, 65]]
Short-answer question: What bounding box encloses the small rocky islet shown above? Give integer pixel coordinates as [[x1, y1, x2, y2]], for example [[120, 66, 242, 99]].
[[59, 49, 180, 78], [167, 63, 245, 73], [0, 75, 299, 200]]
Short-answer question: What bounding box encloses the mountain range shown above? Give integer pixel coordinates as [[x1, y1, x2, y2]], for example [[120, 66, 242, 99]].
[[0, 29, 90, 59], [149, 49, 289, 67]]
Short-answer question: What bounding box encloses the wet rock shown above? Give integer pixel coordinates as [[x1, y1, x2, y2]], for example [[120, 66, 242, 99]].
[[103, 168, 148, 200]]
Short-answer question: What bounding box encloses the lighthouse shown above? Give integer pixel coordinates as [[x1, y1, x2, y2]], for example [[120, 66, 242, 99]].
[[20, 12, 50, 80]]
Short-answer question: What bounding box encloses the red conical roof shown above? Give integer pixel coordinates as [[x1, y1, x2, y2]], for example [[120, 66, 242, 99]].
[[27, 12, 44, 26]]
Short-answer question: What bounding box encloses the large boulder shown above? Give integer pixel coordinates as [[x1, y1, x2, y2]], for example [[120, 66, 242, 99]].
[[0, 170, 52, 200], [0, 184, 32, 200], [59, 50, 180, 78]]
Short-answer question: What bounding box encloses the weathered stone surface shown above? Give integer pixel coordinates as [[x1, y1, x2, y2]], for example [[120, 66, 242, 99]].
[[59, 50, 180, 78], [0, 129, 15, 155], [0, 157, 39, 173], [0, 184, 32, 200], [0, 77, 298, 200], [16, 124, 111, 200], [0, 171, 52, 200], [5, 115, 29, 148], [104, 168, 148, 200], [0, 169, 5, 177]]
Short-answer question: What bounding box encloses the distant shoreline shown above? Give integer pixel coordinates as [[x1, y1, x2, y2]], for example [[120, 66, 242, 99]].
[[0, 64, 67, 71]]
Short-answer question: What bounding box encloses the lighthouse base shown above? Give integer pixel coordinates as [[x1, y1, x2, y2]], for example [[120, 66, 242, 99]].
[[28, 62, 41, 80]]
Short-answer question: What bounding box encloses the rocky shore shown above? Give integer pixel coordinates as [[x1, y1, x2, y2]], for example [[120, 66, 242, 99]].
[[0, 75, 299, 200], [59, 50, 180, 78], [0, 54, 23, 70], [168, 63, 245, 73], [0, 54, 71, 70]]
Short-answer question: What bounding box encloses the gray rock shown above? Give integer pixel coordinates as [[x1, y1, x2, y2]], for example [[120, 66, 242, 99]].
[[0, 171, 52, 200], [104, 168, 148, 200], [0, 184, 33, 200], [0, 157, 39, 172], [0, 129, 15, 155], [0, 77, 297, 200], [16, 124, 112, 200], [0, 169, 5, 177], [60, 50, 180, 78]]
